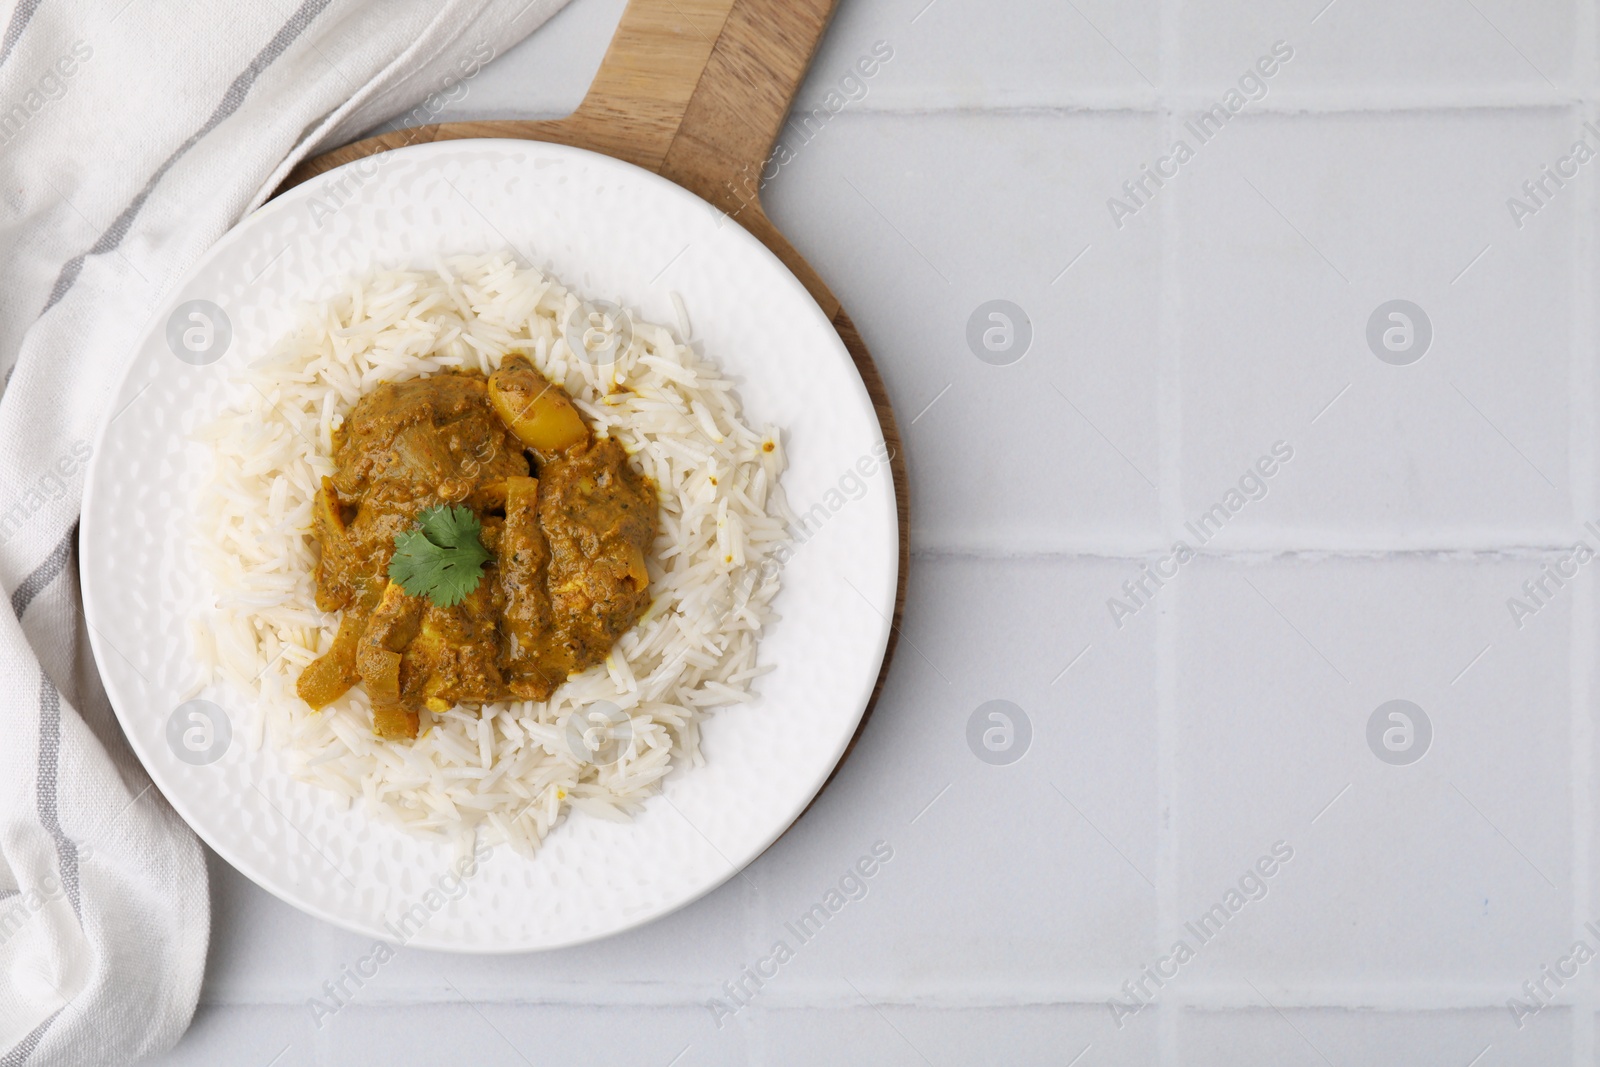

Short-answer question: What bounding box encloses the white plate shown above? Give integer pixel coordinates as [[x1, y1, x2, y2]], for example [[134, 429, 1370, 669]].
[[80, 139, 898, 952]]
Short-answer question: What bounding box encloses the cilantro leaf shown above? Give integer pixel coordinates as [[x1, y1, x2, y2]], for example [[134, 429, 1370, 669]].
[[387, 504, 492, 608]]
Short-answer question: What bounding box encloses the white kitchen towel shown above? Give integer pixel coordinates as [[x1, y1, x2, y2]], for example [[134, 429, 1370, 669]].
[[0, 0, 569, 1062]]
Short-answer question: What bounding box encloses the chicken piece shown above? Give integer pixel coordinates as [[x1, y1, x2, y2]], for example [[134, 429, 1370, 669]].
[[357, 580, 424, 704], [329, 373, 529, 502], [399, 575, 508, 712], [530, 436, 656, 681], [356, 574, 503, 740], [311, 478, 360, 613], [498, 476, 556, 699]]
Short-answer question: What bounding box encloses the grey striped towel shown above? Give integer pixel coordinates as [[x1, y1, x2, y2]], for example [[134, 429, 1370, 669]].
[[0, 1, 567, 1061]]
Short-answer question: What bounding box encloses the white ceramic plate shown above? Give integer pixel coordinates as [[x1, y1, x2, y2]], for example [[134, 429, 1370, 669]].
[[80, 139, 898, 952]]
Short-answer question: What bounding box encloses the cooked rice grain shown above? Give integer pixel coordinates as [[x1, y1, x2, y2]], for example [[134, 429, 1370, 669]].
[[194, 252, 789, 856]]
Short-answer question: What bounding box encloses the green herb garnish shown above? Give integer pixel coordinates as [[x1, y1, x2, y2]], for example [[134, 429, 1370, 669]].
[[388, 504, 491, 608]]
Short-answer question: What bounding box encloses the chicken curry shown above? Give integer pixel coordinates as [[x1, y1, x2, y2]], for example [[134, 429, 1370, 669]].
[[295, 355, 657, 740]]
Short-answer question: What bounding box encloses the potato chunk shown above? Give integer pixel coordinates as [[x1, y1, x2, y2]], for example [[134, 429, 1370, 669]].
[[487, 355, 588, 455]]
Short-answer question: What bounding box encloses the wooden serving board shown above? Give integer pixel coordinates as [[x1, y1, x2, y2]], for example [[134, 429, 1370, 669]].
[[274, 0, 907, 796]]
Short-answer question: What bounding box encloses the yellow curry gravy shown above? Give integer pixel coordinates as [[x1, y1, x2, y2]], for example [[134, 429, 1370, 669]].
[[295, 355, 657, 740]]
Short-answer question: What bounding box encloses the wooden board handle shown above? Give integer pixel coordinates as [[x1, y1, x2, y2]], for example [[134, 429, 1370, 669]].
[[560, 0, 845, 311], [654, 0, 836, 202], [283, 0, 832, 191], [281, 0, 842, 311], [568, 0, 836, 180]]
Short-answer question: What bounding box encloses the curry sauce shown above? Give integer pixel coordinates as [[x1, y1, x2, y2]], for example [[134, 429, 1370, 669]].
[[295, 355, 658, 739]]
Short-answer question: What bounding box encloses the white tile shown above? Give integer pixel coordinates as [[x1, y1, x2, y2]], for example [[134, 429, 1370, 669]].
[[373, 0, 627, 132], [738, 557, 1158, 993], [763, 113, 1166, 553], [316, 1004, 526, 1067], [131, 0, 1600, 1046], [750, 1005, 1157, 1067], [1176, 110, 1577, 547], [306, 870, 753, 1003], [137, 1005, 313, 1067], [1182, 1006, 1567, 1066], [319, 1004, 745, 1067], [1177, 0, 1581, 100], [1175, 557, 1572, 985], [200, 848, 319, 1005], [797, 0, 1162, 110]]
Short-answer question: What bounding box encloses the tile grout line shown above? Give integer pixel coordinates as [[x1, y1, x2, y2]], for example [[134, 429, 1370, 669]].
[[792, 95, 1595, 118], [745, 853, 763, 1067], [312, 909, 331, 1067], [908, 544, 1600, 561], [1571, 7, 1599, 1062], [194, 986, 1598, 1010], [1154, 0, 1182, 1060], [1572, 527, 1595, 1065]]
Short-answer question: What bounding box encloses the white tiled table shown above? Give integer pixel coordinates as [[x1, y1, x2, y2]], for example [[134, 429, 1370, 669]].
[[149, 0, 1600, 1063]]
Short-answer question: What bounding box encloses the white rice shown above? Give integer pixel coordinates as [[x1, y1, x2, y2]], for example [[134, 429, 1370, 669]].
[[192, 251, 790, 856]]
